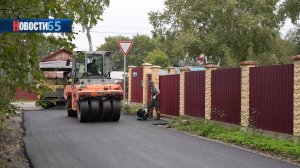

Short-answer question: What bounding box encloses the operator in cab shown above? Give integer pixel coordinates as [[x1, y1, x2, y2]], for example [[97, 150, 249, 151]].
[[87, 59, 100, 75]]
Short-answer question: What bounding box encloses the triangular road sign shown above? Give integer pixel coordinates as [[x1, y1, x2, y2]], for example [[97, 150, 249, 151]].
[[118, 41, 133, 56]]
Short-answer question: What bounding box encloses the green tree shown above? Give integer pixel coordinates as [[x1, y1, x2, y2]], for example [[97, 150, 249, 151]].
[[249, 35, 297, 65], [144, 49, 170, 68], [279, 0, 300, 24], [97, 35, 157, 70], [97, 36, 130, 70], [149, 0, 298, 67], [0, 0, 109, 127], [67, 0, 110, 51], [285, 29, 300, 54], [0, 0, 74, 127]]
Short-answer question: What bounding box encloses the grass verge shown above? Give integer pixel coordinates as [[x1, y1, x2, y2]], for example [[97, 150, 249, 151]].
[[122, 103, 143, 115], [168, 116, 300, 163]]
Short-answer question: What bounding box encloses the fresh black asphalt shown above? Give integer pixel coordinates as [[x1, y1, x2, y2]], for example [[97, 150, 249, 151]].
[[23, 108, 299, 168]]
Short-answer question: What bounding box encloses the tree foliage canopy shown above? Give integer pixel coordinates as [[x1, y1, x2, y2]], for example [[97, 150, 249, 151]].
[[144, 49, 170, 68], [0, 0, 109, 125], [67, 0, 110, 51], [97, 35, 156, 70], [149, 0, 299, 67]]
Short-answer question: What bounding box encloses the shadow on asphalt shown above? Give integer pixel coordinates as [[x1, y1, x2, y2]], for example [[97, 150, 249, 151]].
[[35, 105, 169, 126]]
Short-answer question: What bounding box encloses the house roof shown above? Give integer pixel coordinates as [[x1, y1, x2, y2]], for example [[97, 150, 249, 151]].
[[41, 48, 72, 62], [39, 61, 72, 69]]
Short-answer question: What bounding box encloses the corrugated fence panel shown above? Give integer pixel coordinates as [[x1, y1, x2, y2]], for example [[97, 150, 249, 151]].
[[250, 64, 293, 134], [131, 67, 143, 103], [159, 74, 180, 116], [185, 71, 205, 118], [117, 82, 128, 99], [16, 88, 38, 100], [211, 68, 241, 125]]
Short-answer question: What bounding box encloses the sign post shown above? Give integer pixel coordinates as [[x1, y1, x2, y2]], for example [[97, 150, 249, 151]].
[[118, 41, 133, 105]]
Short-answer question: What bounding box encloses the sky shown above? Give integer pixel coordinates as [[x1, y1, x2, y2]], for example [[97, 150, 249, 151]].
[[73, 0, 296, 51], [73, 0, 165, 51]]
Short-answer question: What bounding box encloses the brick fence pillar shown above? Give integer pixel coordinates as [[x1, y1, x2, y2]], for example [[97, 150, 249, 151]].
[[128, 65, 136, 102], [150, 66, 161, 86], [292, 56, 300, 136], [240, 61, 258, 127], [204, 64, 218, 120], [142, 63, 152, 107], [169, 67, 176, 75], [179, 67, 191, 116], [150, 65, 161, 117]]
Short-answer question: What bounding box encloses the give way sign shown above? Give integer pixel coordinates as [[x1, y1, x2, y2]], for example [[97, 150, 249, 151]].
[[118, 41, 133, 56]]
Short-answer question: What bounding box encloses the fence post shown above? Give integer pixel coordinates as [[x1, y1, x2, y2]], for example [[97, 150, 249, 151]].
[[150, 65, 161, 118], [204, 64, 218, 120], [292, 56, 300, 136], [169, 67, 176, 75], [180, 67, 191, 116], [128, 65, 136, 102], [151, 66, 161, 85], [142, 63, 153, 107], [240, 61, 258, 127]]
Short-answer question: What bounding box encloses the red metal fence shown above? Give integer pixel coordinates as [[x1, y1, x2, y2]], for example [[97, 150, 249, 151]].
[[211, 68, 241, 125], [159, 75, 180, 116], [16, 88, 38, 100], [131, 67, 143, 103], [117, 82, 128, 99], [250, 64, 294, 134], [185, 71, 205, 118]]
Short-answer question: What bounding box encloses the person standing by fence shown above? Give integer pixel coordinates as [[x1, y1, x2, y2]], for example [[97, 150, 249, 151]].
[[148, 81, 160, 120]]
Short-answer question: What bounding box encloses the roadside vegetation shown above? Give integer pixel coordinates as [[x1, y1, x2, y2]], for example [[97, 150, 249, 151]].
[[168, 116, 300, 163], [123, 103, 143, 115], [0, 0, 110, 127]]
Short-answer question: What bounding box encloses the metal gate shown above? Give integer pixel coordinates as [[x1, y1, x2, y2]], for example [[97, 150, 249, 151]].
[[250, 64, 293, 134], [131, 67, 143, 103], [185, 71, 205, 118], [211, 68, 241, 125], [159, 74, 180, 116]]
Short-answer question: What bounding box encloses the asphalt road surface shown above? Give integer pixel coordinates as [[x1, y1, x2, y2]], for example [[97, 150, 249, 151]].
[[23, 108, 299, 168]]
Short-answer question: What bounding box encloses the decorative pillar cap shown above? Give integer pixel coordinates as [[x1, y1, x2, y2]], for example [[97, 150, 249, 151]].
[[239, 61, 258, 66], [168, 67, 176, 70], [142, 63, 153, 66], [291, 55, 300, 61], [128, 65, 137, 68], [179, 67, 191, 72], [204, 64, 218, 68], [151, 65, 161, 69]]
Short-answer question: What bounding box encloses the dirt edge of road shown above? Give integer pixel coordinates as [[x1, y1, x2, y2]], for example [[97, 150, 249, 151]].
[[21, 112, 35, 168], [0, 112, 31, 168]]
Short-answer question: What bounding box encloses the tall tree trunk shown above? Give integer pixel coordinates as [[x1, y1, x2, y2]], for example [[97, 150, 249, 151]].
[[86, 26, 93, 51]]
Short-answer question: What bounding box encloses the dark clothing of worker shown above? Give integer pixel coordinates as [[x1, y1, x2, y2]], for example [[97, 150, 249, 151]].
[[148, 82, 160, 120], [87, 59, 99, 75]]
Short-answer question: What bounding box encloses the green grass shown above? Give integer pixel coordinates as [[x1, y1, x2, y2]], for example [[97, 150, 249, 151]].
[[123, 103, 143, 115], [169, 116, 300, 161], [15, 99, 36, 102]]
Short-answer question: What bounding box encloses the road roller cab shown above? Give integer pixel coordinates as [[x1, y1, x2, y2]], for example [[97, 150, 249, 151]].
[[64, 51, 123, 122]]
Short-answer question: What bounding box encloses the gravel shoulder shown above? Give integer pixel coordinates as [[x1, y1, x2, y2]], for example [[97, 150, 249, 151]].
[[0, 114, 30, 168], [0, 102, 40, 168]]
